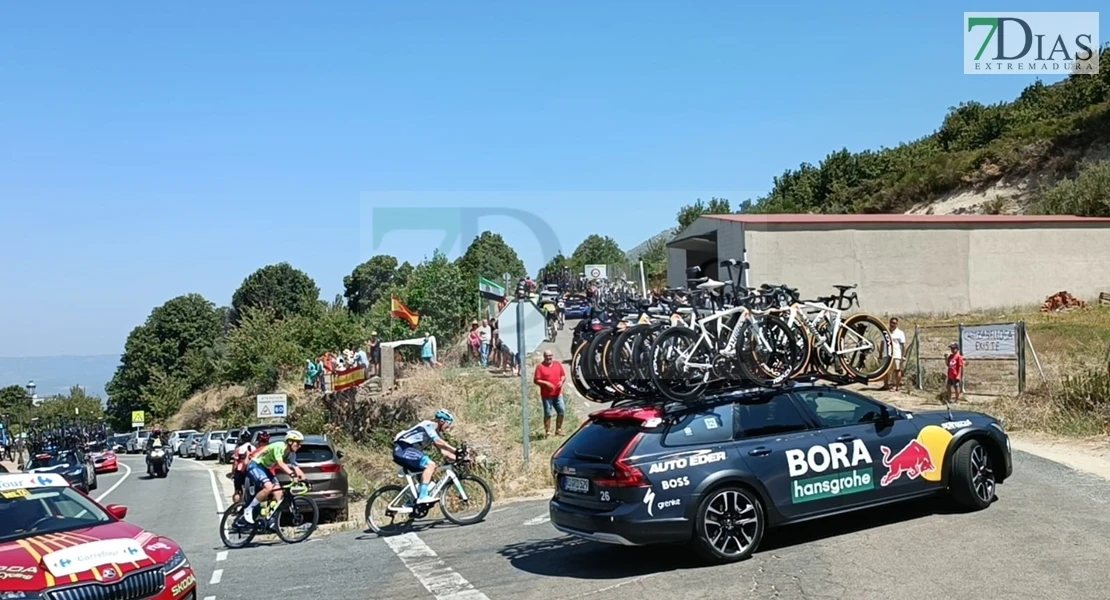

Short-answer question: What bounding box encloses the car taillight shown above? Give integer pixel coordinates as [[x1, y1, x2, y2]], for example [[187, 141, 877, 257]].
[[594, 433, 648, 488], [319, 463, 341, 473]]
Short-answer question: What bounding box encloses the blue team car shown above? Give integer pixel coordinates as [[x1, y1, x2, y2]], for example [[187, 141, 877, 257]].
[[549, 383, 1012, 563]]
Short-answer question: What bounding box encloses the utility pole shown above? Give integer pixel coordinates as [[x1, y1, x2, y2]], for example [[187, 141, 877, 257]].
[[516, 279, 530, 467]]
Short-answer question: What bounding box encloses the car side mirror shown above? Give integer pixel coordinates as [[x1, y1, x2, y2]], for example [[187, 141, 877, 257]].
[[106, 504, 128, 519], [336, 451, 344, 460]]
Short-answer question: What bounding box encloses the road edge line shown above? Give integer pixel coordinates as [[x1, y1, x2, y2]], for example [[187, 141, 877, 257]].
[[95, 463, 132, 503]]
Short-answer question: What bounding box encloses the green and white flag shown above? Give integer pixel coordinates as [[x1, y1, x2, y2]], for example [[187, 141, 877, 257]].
[[478, 276, 506, 300]]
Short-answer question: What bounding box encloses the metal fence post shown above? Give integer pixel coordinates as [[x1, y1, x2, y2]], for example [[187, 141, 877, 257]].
[[915, 325, 922, 390], [1017, 321, 1027, 394]]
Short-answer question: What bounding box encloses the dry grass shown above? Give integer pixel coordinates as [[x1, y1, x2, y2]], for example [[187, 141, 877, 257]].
[[312, 364, 576, 503], [878, 304, 1110, 437]]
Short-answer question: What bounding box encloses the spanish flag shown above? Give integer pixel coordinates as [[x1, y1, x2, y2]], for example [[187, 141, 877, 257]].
[[391, 296, 420, 330]]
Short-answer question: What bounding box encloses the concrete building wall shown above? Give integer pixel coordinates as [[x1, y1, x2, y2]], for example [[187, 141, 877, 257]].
[[742, 223, 1110, 316], [665, 215, 1110, 315]]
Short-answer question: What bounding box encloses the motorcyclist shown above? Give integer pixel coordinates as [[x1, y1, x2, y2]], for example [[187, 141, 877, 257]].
[[145, 426, 172, 472]]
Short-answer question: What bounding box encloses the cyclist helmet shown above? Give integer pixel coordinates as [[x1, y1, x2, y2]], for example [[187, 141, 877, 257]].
[[435, 409, 455, 424], [257, 431, 271, 444], [285, 430, 305, 443]]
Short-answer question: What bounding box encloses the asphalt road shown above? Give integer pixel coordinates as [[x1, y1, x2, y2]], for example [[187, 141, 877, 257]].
[[84, 447, 1110, 600]]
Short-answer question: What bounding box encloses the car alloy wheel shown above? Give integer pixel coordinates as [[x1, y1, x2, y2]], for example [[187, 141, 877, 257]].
[[970, 444, 995, 503], [694, 486, 764, 563]]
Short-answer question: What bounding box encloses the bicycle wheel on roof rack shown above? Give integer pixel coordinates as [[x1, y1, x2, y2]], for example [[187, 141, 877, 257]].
[[589, 327, 631, 399], [571, 340, 607, 402], [650, 326, 710, 403], [737, 315, 800, 387], [607, 324, 654, 397], [836, 313, 893, 382], [632, 322, 669, 386]]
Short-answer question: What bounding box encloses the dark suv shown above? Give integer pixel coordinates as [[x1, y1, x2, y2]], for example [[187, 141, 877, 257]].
[[549, 383, 1012, 563]]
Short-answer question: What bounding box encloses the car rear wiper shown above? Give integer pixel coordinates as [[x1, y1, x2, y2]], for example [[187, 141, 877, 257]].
[[572, 450, 606, 462]]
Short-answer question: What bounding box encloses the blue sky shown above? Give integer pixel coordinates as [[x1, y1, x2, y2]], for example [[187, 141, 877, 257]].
[[0, 1, 1104, 357]]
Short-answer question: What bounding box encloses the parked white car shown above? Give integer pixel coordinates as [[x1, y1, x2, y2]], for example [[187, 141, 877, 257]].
[[197, 430, 226, 460], [219, 428, 242, 463], [169, 429, 197, 454]]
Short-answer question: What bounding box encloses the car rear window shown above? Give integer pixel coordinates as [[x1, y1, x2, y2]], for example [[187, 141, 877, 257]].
[[558, 422, 640, 463], [294, 444, 335, 463]]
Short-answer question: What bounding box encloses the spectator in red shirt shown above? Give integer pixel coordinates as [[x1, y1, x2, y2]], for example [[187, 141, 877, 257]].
[[946, 343, 965, 402], [533, 350, 566, 437]]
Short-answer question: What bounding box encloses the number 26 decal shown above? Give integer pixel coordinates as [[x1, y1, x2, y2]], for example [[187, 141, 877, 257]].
[[599, 490, 611, 502]]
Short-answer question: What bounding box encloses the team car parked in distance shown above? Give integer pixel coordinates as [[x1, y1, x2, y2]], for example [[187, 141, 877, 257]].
[[0, 472, 198, 599], [549, 383, 1012, 563]]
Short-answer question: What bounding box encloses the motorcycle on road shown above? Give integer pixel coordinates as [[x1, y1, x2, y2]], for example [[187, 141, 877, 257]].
[[147, 448, 169, 478]]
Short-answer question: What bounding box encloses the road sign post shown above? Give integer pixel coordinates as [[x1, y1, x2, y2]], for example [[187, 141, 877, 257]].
[[516, 282, 530, 468], [256, 394, 288, 420]]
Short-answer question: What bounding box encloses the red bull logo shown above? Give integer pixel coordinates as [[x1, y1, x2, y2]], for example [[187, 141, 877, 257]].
[[879, 440, 936, 486]]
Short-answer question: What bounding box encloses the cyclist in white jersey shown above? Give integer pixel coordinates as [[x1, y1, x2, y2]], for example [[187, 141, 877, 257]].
[[393, 409, 458, 504]]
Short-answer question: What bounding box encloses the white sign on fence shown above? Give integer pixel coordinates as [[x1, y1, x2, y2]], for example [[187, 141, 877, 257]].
[[583, 264, 607, 280], [256, 394, 288, 419], [960, 323, 1019, 358]]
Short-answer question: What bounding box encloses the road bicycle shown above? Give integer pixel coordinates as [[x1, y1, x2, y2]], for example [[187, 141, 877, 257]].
[[219, 480, 319, 548], [763, 283, 893, 381], [364, 443, 492, 536]]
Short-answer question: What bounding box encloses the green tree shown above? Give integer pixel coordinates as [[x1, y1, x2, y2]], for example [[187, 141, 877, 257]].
[[538, 252, 571, 280], [35, 386, 105, 423], [221, 306, 304, 392], [454, 231, 527, 289], [343, 255, 402, 314], [231, 262, 321, 323], [1033, 160, 1110, 217], [568, 234, 626, 274], [104, 293, 224, 430], [0, 385, 31, 414], [676, 197, 732, 231], [380, 250, 470, 344]]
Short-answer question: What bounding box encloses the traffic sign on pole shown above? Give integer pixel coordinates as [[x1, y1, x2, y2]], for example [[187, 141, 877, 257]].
[[131, 411, 145, 428], [256, 394, 288, 419]]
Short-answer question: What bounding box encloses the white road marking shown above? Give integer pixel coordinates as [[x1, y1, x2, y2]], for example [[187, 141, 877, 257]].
[[203, 596, 216, 600], [210, 569, 223, 585], [95, 462, 132, 503], [384, 532, 491, 600], [207, 466, 225, 514], [216, 551, 228, 562], [523, 514, 550, 526]]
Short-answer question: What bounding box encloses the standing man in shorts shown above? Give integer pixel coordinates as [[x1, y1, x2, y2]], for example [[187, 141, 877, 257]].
[[946, 343, 965, 402], [533, 349, 566, 437]]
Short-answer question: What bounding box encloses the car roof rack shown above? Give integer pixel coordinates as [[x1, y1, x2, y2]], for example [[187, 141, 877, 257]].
[[596, 371, 871, 419]]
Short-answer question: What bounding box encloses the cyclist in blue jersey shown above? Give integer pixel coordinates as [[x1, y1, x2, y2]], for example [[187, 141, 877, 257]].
[[393, 409, 457, 504]]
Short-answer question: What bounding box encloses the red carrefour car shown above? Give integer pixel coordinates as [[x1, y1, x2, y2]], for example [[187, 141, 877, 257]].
[[87, 441, 120, 474], [0, 472, 198, 600]]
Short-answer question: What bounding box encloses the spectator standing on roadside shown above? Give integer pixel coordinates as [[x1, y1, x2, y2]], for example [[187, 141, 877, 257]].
[[369, 334, 382, 378], [304, 359, 319, 390], [421, 334, 435, 366], [478, 319, 492, 367], [467, 322, 480, 362], [881, 317, 907, 391], [533, 349, 566, 437], [946, 343, 965, 402]]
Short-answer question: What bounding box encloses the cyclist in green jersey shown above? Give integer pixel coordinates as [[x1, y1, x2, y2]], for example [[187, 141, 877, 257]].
[[240, 430, 307, 525]]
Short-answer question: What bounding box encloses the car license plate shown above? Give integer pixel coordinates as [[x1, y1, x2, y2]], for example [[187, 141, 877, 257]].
[[562, 476, 589, 494]]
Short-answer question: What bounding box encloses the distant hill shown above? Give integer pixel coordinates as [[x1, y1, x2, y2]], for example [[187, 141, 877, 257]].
[[0, 355, 117, 402]]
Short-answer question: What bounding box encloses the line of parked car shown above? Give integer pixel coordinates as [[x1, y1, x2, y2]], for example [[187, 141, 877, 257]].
[[112, 424, 352, 521]]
